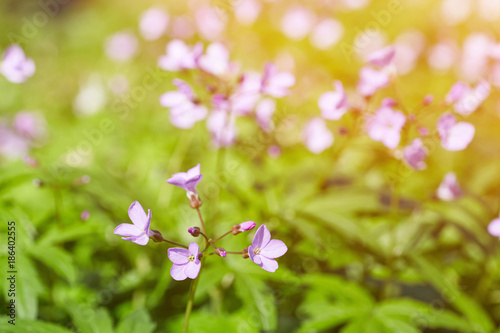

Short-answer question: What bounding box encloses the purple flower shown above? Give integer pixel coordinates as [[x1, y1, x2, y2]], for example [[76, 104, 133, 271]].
[[437, 113, 475, 151], [318, 80, 349, 121], [437, 172, 463, 201], [403, 138, 428, 170], [207, 110, 237, 148], [199, 42, 230, 76], [232, 221, 256, 235], [357, 66, 390, 97], [158, 40, 202, 72], [1, 44, 35, 84], [160, 79, 207, 129], [166, 164, 203, 196], [168, 242, 201, 281], [114, 201, 152, 246], [303, 118, 334, 154], [366, 106, 406, 149], [104, 31, 138, 62], [365, 46, 396, 67], [14, 111, 46, 140], [488, 214, 500, 239], [453, 80, 490, 116], [255, 98, 276, 131], [445, 82, 468, 104], [261, 63, 295, 98], [248, 225, 287, 273], [139, 8, 169, 41]]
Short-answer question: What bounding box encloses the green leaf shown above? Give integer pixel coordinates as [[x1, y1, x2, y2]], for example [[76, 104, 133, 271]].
[[234, 273, 277, 331], [116, 308, 156, 333], [0, 316, 73, 333], [410, 255, 494, 331], [16, 257, 44, 320], [29, 246, 77, 283], [68, 306, 114, 333]]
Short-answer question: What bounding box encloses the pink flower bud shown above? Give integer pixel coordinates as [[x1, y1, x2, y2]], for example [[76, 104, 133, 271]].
[[81, 210, 90, 221], [215, 247, 226, 257], [232, 221, 256, 235], [188, 227, 201, 237]]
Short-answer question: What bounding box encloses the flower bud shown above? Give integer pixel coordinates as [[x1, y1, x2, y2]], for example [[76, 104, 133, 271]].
[[232, 221, 256, 235], [242, 247, 249, 259], [188, 227, 201, 237], [149, 230, 164, 242], [81, 210, 90, 221], [215, 247, 226, 257], [187, 191, 202, 209], [423, 94, 433, 106]]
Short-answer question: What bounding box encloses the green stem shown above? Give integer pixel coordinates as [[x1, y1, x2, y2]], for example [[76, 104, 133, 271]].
[[182, 256, 205, 333]]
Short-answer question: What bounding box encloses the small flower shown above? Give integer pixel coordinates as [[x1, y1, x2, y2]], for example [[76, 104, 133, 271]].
[[303, 118, 334, 154], [215, 247, 227, 257], [13, 111, 46, 140], [139, 8, 169, 41], [166, 164, 203, 206], [168, 242, 201, 281], [114, 201, 152, 246], [437, 172, 463, 201], [160, 79, 207, 129], [357, 66, 390, 97], [232, 221, 256, 235], [1, 44, 36, 84], [255, 98, 276, 131], [158, 40, 202, 71], [365, 45, 396, 68], [261, 63, 295, 98], [403, 138, 428, 170], [280, 6, 315, 41], [206, 110, 238, 148], [104, 31, 138, 62], [437, 113, 475, 151], [248, 225, 287, 273], [423, 94, 433, 106], [199, 42, 230, 76], [81, 210, 90, 221], [318, 80, 349, 120], [366, 106, 406, 149], [487, 214, 500, 239], [188, 227, 201, 237], [453, 80, 490, 116]]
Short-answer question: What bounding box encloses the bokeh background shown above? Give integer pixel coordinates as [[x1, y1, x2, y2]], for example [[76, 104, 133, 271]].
[[1, 0, 500, 332]]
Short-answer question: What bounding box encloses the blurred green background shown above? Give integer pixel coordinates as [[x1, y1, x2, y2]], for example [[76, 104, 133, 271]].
[[1, 0, 500, 332]]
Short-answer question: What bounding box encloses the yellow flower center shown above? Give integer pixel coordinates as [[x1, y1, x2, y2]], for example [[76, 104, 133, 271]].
[[188, 255, 195, 261], [253, 248, 260, 255]]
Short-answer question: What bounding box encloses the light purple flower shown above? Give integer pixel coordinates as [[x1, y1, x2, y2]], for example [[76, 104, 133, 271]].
[[403, 138, 427, 170], [234, 0, 261, 25], [199, 43, 230, 76], [248, 225, 287, 273], [158, 40, 202, 72], [357, 66, 390, 97], [13, 111, 46, 140], [114, 201, 152, 246], [261, 63, 295, 98], [160, 79, 207, 129], [280, 6, 315, 41], [168, 242, 201, 281], [229, 72, 262, 115], [310, 19, 344, 50], [139, 8, 169, 41], [366, 46, 396, 67], [453, 80, 490, 116], [1, 44, 35, 84], [381, 97, 397, 107], [303, 118, 334, 154], [207, 110, 237, 147], [437, 172, 463, 201], [104, 31, 138, 62], [445, 82, 468, 104], [488, 214, 500, 239], [0, 127, 29, 160], [166, 164, 203, 195], [195, 5, 226, 41], [255, 98, 276, 131], [437, 113, 475, 151], [318, 80, 348, 120], [366, 106, 406, 149]]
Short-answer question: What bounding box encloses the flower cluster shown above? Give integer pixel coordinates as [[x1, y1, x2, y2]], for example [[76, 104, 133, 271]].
[[114, 164, 287, 281], [1, 44, 35, 84], [158, 40, 294, 148]]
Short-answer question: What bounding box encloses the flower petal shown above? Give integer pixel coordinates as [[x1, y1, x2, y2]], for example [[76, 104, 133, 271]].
[[261, 239, 287, 258], [114, 223, 142, 237], [252, 225, 271, 249], [171, 264, 188, 281], [128, 201, 149, 229], [188, 242, 200, 257], [258, 256, 279, 273], [168, 247, 191, 265], [185, 261, 201, 279], [248, 247, 262, 265], [132, 233, 149, 246], [488, 218, 500, 237]]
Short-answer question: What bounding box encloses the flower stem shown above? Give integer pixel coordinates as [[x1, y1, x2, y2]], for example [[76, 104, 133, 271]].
[[212, 230, 232, 244], [226, 251, 243, 254], [162, 239, 188, 248], [196, 207, 207, 238], [183, 256, 205, 333]]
